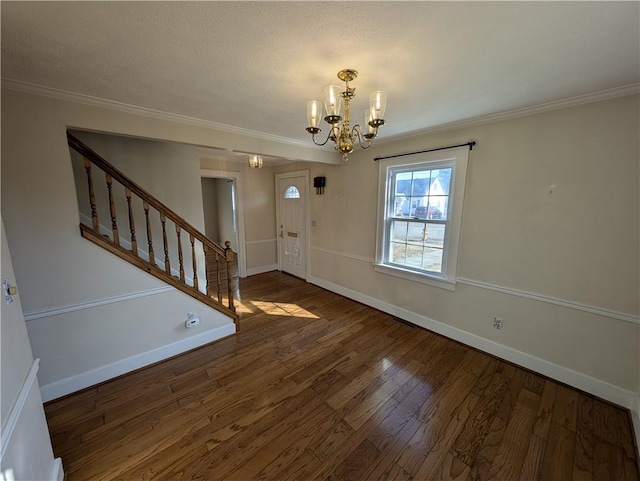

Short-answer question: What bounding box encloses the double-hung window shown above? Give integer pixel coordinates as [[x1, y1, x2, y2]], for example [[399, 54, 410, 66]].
[[375, 146, 470, 290]]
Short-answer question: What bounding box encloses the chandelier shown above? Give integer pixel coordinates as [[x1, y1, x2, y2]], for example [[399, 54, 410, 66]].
[[305, 69, 387, 161]]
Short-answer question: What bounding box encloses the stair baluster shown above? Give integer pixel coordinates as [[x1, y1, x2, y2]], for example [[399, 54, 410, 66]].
[[105, 173, 120, 246], [83, 158, 99, 232], [125, 188, 138, 254], [176, 225, 185, 282], [216, 253, 222, 303], [225, 241, 235, 312], [143, 201, 154, 263], [190, 233, 199, 291], [161, 213, 171, 273], [204, 245, 211, 297]]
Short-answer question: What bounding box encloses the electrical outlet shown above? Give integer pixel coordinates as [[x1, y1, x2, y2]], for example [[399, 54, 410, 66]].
[[185, 312, 200, 329], [493, 317, 504, 330]]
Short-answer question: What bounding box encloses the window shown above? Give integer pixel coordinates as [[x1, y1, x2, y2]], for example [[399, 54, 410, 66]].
[[375, 146, 469, 290], [284, 185, 300, 199]]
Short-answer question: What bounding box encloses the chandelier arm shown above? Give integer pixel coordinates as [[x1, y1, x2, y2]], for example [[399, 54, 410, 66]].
[[310, 130, 333, 147], [351, 124, 374, 149]]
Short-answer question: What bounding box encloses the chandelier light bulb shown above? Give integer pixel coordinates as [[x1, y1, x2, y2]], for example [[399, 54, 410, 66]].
[[307, 100, 322, 130], [324, 85, 343, 120], [370, 91, 387, 121]]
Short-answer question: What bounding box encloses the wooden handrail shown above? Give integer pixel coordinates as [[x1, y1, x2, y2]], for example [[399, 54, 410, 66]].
[[67, 132, 227, 260], [67, 132, 238, 326]]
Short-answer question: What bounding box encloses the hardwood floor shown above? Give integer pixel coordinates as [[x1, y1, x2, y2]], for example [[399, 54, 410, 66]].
[[45, 272, 639, 480]]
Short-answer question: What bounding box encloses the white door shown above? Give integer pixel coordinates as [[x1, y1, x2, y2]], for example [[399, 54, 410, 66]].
[[276, 172, 308, 279]]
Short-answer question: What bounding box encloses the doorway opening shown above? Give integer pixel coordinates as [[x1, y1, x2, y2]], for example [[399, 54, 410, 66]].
[[200, 170, 247, 278]]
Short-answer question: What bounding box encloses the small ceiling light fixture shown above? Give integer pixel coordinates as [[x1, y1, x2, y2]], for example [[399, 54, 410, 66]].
[[306, 68, 387, 161], [248, 155, 263, 168]]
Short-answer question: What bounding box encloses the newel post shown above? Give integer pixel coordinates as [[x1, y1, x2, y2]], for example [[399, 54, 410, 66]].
[[224, 241, 236, 313]]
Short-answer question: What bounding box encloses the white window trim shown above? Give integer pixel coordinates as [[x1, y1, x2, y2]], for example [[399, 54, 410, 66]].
[[374, 146, 470, 290]]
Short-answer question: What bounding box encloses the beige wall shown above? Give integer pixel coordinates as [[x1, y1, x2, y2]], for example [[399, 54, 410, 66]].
[[201, 178, 221, 241], [277, 94, 640, 401]]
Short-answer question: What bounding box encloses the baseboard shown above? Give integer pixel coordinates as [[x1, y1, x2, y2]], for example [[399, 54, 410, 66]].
[[308, 275, 636, 410], [246, 264, 278, 276], [632, 396, 640, 459], [50, 458, 64, 481], [40, 324, 236, 402]]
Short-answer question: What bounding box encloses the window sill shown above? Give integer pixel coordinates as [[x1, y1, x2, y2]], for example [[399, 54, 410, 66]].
[[373, 263, 457, 291]]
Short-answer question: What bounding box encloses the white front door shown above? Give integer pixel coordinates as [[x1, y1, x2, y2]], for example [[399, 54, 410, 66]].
[[276, 172, 308, 280]]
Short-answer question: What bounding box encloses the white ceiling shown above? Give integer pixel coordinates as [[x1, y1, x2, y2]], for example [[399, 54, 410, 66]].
[[2, 1, 639, 162]]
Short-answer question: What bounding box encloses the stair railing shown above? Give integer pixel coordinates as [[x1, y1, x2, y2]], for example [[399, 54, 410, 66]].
[[67, 132, 238, 327]]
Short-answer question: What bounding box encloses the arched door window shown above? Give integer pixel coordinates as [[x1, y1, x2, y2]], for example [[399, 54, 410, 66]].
[[284, 185, 300, 199]]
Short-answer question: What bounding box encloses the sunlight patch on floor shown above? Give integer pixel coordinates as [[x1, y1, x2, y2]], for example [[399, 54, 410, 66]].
[[233, 301, 255, 314], [251, 301, 319, 319]]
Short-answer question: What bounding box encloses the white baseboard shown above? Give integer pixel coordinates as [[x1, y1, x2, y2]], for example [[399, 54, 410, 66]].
[[632, 396, 640, 459], [40, 324, 236, 402], [308, 275, 636, 410], [50, 458, 64, 481], [246, 264, 278, 277]]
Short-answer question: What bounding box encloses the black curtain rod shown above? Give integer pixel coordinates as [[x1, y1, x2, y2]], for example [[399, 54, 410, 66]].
[[373, 141, 476, 161]]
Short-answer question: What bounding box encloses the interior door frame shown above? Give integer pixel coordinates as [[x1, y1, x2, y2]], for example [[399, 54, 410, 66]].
[[200, 169, 247, 278], [275, 170, 310, 281]]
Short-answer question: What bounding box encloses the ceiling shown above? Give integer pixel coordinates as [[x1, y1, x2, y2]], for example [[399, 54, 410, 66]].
[[2, 1, 639, 164]]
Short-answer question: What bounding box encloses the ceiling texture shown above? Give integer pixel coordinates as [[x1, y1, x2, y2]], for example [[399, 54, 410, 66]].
[[1, 1, 639, 162]]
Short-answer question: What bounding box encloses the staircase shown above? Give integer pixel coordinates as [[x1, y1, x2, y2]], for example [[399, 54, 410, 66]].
[[67, 132, 239, 328]]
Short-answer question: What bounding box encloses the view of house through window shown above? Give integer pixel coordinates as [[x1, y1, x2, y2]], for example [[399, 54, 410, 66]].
[[376, 145, 469, 289], [388, 163, 453, 274]]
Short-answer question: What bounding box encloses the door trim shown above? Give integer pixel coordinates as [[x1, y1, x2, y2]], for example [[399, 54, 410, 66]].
[[200, 169, 247, 278], [275, 170, 310, 281]]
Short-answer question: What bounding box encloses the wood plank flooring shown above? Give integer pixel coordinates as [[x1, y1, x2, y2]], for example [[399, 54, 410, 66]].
[[45, 271, 640, 480]]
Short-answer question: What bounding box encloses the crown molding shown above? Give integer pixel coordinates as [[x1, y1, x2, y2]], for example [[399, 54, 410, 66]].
[[0, 78, 312, 149], [375, 82, 640, 146], [3, 78, 638, 149]]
